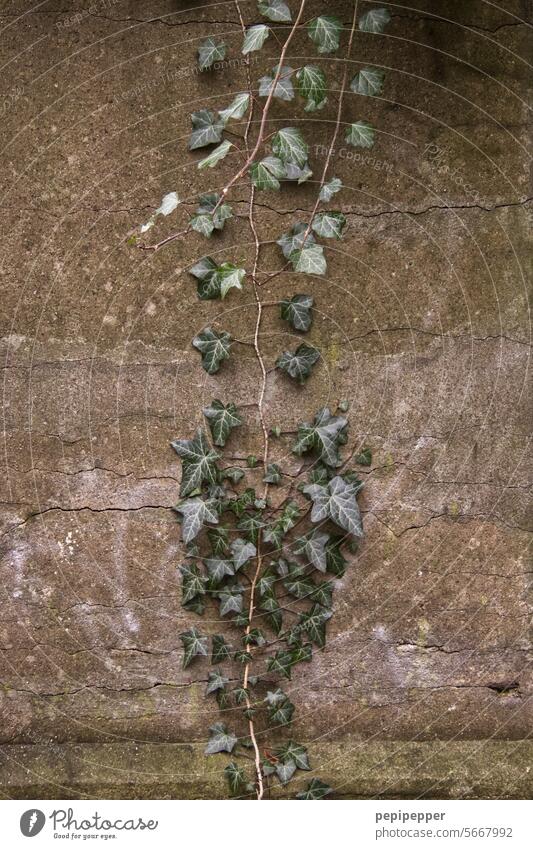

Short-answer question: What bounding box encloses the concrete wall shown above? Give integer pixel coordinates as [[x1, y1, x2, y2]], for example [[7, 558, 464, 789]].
[[0, 0, 531, 798]]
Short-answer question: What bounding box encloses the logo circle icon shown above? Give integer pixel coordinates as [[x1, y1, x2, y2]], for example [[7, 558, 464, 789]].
[[20, 810, 46, 837]]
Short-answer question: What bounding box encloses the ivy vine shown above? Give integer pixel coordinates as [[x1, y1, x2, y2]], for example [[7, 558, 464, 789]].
[[137, 0, 390, 800]]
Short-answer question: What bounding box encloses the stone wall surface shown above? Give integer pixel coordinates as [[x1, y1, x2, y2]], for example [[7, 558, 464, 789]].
[[0, 0, 531, 798]]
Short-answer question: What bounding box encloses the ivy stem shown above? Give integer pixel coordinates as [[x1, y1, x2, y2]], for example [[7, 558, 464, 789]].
[[211, 0, 308, 217]]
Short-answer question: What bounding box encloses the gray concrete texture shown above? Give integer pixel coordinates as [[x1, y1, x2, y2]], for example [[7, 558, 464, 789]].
[[0, 0, 531, 798]]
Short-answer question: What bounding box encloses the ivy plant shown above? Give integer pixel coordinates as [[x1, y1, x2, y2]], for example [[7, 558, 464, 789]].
[[137, 0, 391, 800]]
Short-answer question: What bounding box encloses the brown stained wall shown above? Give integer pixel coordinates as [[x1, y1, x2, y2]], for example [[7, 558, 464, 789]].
[[0, 0, 531, 798]]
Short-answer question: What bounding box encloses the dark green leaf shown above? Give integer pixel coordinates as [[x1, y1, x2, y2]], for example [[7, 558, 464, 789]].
[[208, 527, 230, 556], [231, 537, 257, 569], [345, 120, 375, 149], [308, 15, 343, 53], [272, 127, 308, 168], [172, 428, 219, 496], [296, 778, 332, 799], [258, 66, 294, 101], [198, 37, 226, 71], [277, 741, 310, 770], [303, 475, 363, 536], [293, 407, 348, 468], [189, 109, 224, 150], [319, 177, 342, 202], [277, 222, 315, 258], [212, 635, 231, 663], [290, 244, 327, 275], [358, 8, 391, 33], [350, 66, 385, 96], [192, 327, 232, 374], [180, 563, 206, 604], [297, 603, 332, 648], [276, 343, 320, 383], [174, 497, 219, 543], [263, 463, 282, 484], [242, 23, 270, 54], [355, 447, 372, 466], [206, 669, 229, 695], [180, 627, 208, 668], [296, 65, 327, 111], [280, 294, 313, 332], [205, 722, 238, 754], [203, 400, 242, 446], [258, 0, 292, 23], [218, 583, 244, 617], [312, 211, 347, 239], [294, 530, 330, 572], [224, 761, 247, 794]]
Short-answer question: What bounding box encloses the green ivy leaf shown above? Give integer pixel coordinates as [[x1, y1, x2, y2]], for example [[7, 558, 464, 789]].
[[325, 536, 347, 577], [198, 37, 227, 71], [296, 778, 332, 799], [171, 428, 219, 496], [283, 161, 313, 183], [296, 65, 327, 111], [280, 294, 314, 332], [231, 537, 257, 570], [272, 127, 309, 168], [174, 498, 219, 543], [180, 627, 208, 668], [263, 463, 282, 484], [277, 223, 315, 259], [355, 446, 372, 466], [189, 109, 224, 150], [277, 741, 310, 770], [276, 343, 320, 383], [296, 603, 332, 648], [180, 563, 207, 605], [208, 527, 229, 556], [258, 568, 277, 596], [259, 66, 294, 100], [190, 214, 215, 237], [266, 691, 295, 726], [310, 580, 334, 608], [192, 327, 232, 374], [196, 192, 233, 231], [197, 139, 233, 170], [206, 669, 229, 695], [205, 557, 235, 585], [205, 722, 238, 754], [258, 0, 292, 23], [308, 15, 343, 53], [312, 211, 347, 239], [293, 407, 348, 467], [218, 92, 250, 123], [358, 7, 391, 33], [237, 511, 264, 544], [276, 760, 297, 784], [224, 761, 248, 794], [350, 66, 385, 96], [294, 530, 330, 572], [267, 649, 295, 679], [284, 562, 315, 599], [250, 156, 285, 191], [319, 177, 342, 202], [259, 592, 283, 634], [290, 244, 327, 276], [203, 400, 242, 446], [303, 475, 363, 536], [221, 467, 245, 484], [345, 120, 375, 149], [218, 582, 244, 617], [242, 23, 270, 54], [212, 635, 231, 663]]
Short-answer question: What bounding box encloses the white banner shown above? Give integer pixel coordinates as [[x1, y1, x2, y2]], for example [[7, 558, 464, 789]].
[[1, 799, 532, 848]]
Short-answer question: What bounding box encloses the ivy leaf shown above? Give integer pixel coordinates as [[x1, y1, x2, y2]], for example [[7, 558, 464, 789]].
[[280, 294, 314, 332], [171, 428, 219, 496], [205, 557, 235, 584], [139, 191, 180, 234], [218, 583, 244, 617], [350, 66, 385, 96], [303, 475, 363, 536], [312, 211, 347, 239], [205, 722, 238, 755], [296, 65, 327, 111], [276, 760, 297, 784], [224, 762, 247, 795], [174, 498, 219, 543], [267, 694, 295, 726], [198, 37, 226, 71], [189, 109, 224, 150], [208, 527, 229, 556], [259, 65, 295, 101], [221, 467, 245, 484], [192, 327, 232, 374], [180, 627, 208, 668], [276, 343, 320, 383], [242, 23, 270, 54], [258, 0, 292, 22], [197, 192, 233, 230], [250, 156, 285, 191], [212, 635, 231, 663], [277, 223, 315, 259], [277, 741, 310, 771], [180, 563, 206, 604], [267, 649, 295, 679], [284, 563, 315, 599], [293, 407, 348, 467], [355, 446, 372, 466], [258, 568, 277, 596], [259, 593, 283, 634], [296, 778, 332, 799], [272, 127, 308, 168], [290, 244, 327, 276], [345, 120, 375, 149], [237, 511, 264, 544], [190, 214, 215, 237], [310, 580, 334, 608], [263, 463, 282, 484], [283, 161, 313, 183], [206, 669, 229, 695], [358, 7, 391, 33], [294, 530, 330, 572], [319, 177, 342, 202], [203, 400, 242, 447], [325, 536, 347, 577], [197, 139, 233, 170], [308, 15, 343, 53], [297, 603, 332, 648], [218, 92, 250, 123], [231, 537, 257, 570]]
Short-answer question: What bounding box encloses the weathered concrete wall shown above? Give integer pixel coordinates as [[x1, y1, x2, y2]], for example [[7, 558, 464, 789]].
[[0, 0, 531, 798]]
